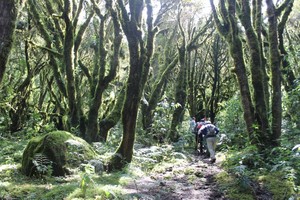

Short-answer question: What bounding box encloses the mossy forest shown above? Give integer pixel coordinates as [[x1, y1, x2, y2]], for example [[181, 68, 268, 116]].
[[0, 0, 299, 199]]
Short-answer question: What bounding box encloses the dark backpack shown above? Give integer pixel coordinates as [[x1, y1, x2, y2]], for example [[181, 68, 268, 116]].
[[206, 125, 216, 136]]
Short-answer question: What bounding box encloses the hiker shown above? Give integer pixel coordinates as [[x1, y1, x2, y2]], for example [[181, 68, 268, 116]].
[[189, 117, 196, 133], [195, 118, 206, 154], [190, 117, 199, 151], [199, 121, 219, 163]]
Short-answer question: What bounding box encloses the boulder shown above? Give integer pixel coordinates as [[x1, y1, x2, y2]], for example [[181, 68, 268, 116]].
[[21, 131, 97, 177]]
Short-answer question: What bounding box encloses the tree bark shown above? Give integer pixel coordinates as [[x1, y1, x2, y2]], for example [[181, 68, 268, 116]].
[[210, 0, 256, 140], [107, 0, 156, 171], [239, 0, 270, 145], [278, 0, 295, 92], [142, 55, 178, 130], [63, 0, 78, 129], [266, 0, 282, 146], [0, 0, 17, 84], [85, 0, 122, 143], [99, 87, 125, 142], [170, 44, 186, 142]]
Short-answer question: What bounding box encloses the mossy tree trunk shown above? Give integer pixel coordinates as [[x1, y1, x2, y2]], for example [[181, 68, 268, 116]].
[[85, 0, 122, 143], [169, 10, 213, 142], [209, 34, 225, 124], [28, 0, 94, 135], [9, 37, 46, 132], [169, 44, 186, 142], [107, 0, 157, 171], [277, 0, 295, 92], [0, 0, 17, 84], [62, 0, 79, 130], [266, 0, 287, 146], [140, 9, 179, 132], [210, 0, 294, 148], [141, 55, 178, 131], [210, 0, 256, 140], [238, 0, 270, 146], [99, 87, 125, 142]]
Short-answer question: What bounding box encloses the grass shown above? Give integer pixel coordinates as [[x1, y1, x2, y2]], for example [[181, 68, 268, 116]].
[[0, 135, 197, 199], [1, 133, 298, 200]]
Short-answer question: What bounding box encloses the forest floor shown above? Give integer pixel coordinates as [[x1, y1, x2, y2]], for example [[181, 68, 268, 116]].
[[0, 135, 229, 200], [1, 135, 281, 200], [123, 152, 227, 200]]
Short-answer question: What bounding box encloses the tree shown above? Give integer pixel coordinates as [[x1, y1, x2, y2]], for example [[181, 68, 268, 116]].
[[169, 5, 213, 141], [141, 0, 179, 133], [85, 0, 122, 142], [107, 0, 157, 171], [0, 0, 18, 84], [210, 0, 294, 148]]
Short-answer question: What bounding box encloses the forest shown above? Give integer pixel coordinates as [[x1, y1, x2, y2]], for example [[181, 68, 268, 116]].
[[0, 0, 299, 199]]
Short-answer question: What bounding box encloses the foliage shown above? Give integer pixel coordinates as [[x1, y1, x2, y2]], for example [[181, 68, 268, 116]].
[[220, 143, 299, 199], [79, 164, 95, 197], [137, 98, 176, 145], [215, 171, 254, 200], [257, 172, 296, 200], [282, 82, 300, 148], [216, 94, 247, 148], [32, 154, 53, 178], [222, 145, 264, 169]]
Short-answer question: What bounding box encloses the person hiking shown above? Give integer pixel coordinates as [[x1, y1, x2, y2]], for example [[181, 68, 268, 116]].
[[189, 117, 196, 133], [199, 120, 219, 163], [190, 117, 199, 151], [195, 118, 206, 154]]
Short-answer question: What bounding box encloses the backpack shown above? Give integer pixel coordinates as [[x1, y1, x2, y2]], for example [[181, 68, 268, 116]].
[[206, 124, 216, 136]]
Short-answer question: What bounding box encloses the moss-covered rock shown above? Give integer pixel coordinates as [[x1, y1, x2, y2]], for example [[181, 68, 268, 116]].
[[21, 131, 97, 177]]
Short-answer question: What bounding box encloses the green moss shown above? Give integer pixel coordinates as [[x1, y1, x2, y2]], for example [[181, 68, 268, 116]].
[[258, 172, 295, 200], [215, 172, 254, 200], [21, 131, 97, 176]]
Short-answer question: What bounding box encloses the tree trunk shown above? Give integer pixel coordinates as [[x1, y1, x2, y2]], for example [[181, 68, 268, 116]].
[[266, 0, 282, 147], [86, 1, 122, 143], [99, 87, 125, 142], [210, 0, 256, 141], [107, 0, 156, 171], [0, 0, 17, 84], [63, 0, 78, 129], [229, 38, 256, 139], [142, 55, 178, 130], [278, 0, 295, 92], [170, 45, 186, 142], [239, 0, 270, 145]]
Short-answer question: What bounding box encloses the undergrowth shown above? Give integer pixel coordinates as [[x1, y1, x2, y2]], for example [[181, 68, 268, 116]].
[[0, 127, 196, 200], [216, 144, 300, 200]]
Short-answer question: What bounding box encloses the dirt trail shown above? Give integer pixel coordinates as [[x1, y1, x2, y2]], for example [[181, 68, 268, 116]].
[[125, 154, 227, 200]]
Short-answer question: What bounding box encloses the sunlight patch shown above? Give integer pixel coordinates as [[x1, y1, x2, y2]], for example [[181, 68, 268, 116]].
[[0, 164, 18, 172], [0, 181, 11, 187]]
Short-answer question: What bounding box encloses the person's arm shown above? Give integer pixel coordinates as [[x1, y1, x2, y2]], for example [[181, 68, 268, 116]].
[[215, 127, 220, 135]]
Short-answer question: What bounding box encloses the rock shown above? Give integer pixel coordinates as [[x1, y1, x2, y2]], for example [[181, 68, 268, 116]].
[[88, 159, 104, 175], [21, 131, 97, 177]]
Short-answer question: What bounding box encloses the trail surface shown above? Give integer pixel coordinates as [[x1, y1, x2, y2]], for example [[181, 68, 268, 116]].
[[125, 153, 227, 200]]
